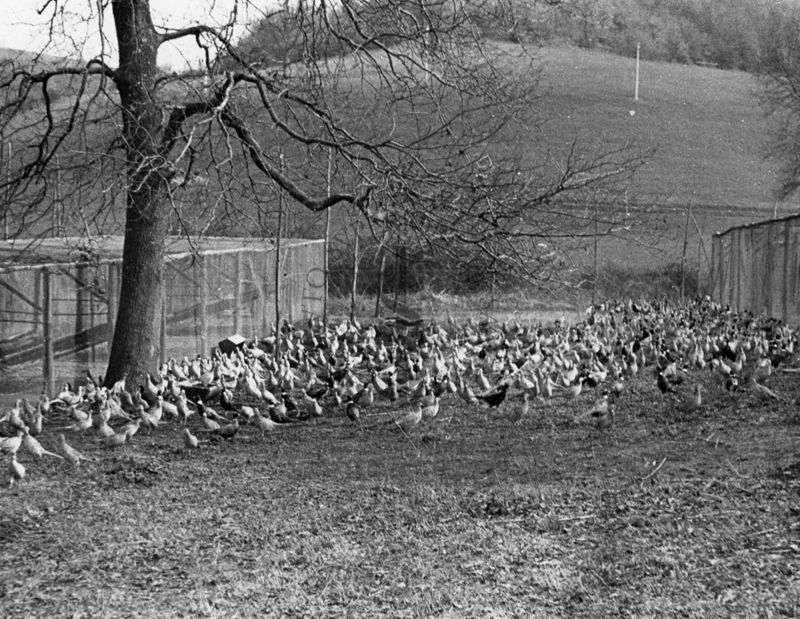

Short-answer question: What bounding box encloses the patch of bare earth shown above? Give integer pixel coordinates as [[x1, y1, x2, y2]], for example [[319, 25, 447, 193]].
[[0, 369, 798, 617]]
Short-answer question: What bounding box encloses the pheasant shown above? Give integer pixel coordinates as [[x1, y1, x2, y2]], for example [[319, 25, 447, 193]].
[[475, 382, 509, 408], [678, 384, 703, 414], [393, 402, 423, 433], [0, 430, 24, 456], [104, 429, 129, 449], [421, 394, 440, 420], [57, 434, 93, 466], [253, 408, 277, 436], [506, 392, 529, 424], [590, 395, 614, 430], [345, 400, 361, 424], [7, 454, 25, 487], [183, 428, 199, 449], [206, 417, 239, 440], [21, 430, 63, 460]]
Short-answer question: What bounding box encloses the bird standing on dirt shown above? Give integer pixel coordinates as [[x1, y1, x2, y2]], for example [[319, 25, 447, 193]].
[[7, 454, 25, 487], [507, 392, 529, 424], [748, 374, 781, 401], [104, 429, 129, 449], [0, 430, 25, 456], [656, 371, 674, 395], [64, 411, 93, 434], [57, 434, 92, 466], [678, 384, 703, 414], [475, 382, 509, 408], [21, 430, 63, 460], [590, 395, 614, 430], [345, 400, 361, 424], [393, 402, 423, 433], [201, 417, 239, 440], [183, 428, 199, 449], [253, 408, 277, 436]]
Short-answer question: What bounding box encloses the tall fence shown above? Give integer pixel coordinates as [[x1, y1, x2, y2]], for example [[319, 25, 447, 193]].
[[711, 214, 800, 325], [0, 237, 325, 396]]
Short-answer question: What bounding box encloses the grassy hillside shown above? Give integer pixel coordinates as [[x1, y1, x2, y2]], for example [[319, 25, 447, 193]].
[[535, 46, 777, 211], [0, 44, 785, 297]]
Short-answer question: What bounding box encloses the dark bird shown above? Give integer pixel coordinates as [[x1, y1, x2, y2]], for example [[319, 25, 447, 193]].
[[345, 400, 360, 423], [215, 417, 240, 440], [199, 416, 239, 439], [656, 372, 674, 394], [219, 387, 238, 414], [475, 382, 509, 408]]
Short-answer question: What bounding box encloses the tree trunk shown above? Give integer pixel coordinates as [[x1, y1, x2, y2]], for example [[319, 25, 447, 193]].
[[104, 0, 169, 388]]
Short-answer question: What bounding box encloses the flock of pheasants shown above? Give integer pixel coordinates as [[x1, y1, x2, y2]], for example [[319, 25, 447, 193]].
[[1, 297, 796, 488]]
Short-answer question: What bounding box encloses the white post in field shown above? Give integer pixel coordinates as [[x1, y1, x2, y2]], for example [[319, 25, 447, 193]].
[[635, 43, 640, 101]]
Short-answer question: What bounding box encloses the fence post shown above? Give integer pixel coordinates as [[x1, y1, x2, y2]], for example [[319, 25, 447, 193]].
[[680, 203, 691, 302], [160, 284, 167, 367], [375, 245, 386, 319], [734, 229, 742, 312], [350, 227, 359, 322], [234, 251, 242, 334], [710, 234, 718, 301], [751, 227, 758, 316], [765, 225, 774, 319], [199, 255, 208, 355], [42, 268, 54, 397], [75, 262, 89, 362], [106, 262, 117, 349], [783, 220, 791, 324]]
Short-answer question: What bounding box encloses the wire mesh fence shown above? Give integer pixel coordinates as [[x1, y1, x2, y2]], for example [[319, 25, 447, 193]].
[[0, 236, 325, 396], [711, 214, 800, 325]]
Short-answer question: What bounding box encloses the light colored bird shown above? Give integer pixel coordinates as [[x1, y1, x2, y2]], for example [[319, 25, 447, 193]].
[[475, 368, 492, 393], [122, 418, 141, 438], [183, 428, 199, 449], [96, 419, 115, 439], [5, 400, 27, 431], [238, 405, 256, 423], [57, 434, 92, 466], [421, 394, 440, 420], [104, 429, 129, 449], [679, 384, 703, 414], [748, 374, 780, 401], [0, 430, 24, 456], [27, 401, 44, 437], [393, 402, 423, 433], [175, 390, 193, 424], [21, 430, 63, 460], [506, 392, 529, 424], [138, 405, 159, 430], [7, 454, 25, 486], [253, 408, 277, 436], [160, 398, 180, 420], [457, 378, 478, 404], [303, 393, 324, 420], [201, 412, 221, 432], [64, 410, 93, 434]]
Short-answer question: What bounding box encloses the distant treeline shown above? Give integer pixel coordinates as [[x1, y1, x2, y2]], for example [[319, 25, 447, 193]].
[[500, 0, 794, 73], [236, 0, 797, 74]]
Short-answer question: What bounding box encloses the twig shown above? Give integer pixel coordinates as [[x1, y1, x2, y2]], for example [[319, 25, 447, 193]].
[[396, 423, 420, 454], [641, 456, 667, 481]]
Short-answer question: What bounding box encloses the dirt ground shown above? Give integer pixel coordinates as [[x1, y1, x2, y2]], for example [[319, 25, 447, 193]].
[[0, 360, 798, 617]]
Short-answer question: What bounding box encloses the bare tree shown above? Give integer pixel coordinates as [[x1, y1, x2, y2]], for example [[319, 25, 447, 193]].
[[758, 3, 800, 201], [0, 0, 641, 388]]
